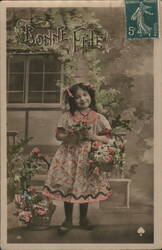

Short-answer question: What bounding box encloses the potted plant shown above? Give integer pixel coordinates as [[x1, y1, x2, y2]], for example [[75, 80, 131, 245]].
[[7, 139, 56, 230]]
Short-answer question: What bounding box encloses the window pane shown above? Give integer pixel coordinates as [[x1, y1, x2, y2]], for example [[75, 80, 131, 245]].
[[45, 55, 61, 72], [9, 74, 24, 91], [29, 74, 43, 91], [8, 92, 24, 103], [7, 54, 62, 105], [44, 92, 60, 103], [44, 74, 60, 91], [29, 57, 43, 72], [10, 56, 25, 72], [28, 92, 43, 103]]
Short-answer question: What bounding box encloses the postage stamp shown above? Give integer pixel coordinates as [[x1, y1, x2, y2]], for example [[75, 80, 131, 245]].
[[125, 0, 159, 39]]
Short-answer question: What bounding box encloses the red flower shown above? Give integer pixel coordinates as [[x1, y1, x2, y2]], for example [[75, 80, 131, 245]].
[[88, 159, 94, 166], [83, 82, 95, 89], [92, 141, 103, 148], [31, 147, 40, 155], [106, 155, 113, 162], [119, 144, 125, 150], [102, 128, 111, 135], [36, 208, 47, 216], [19, 211, 32, 223], [108, 148, 116, 154], [37, 152, 45, 160], [15, 194, 21, 204], [94, 167, 100, 175], [27, 187, 36, 194]]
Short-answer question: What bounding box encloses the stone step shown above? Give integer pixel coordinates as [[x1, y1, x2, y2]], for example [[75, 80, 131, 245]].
[[31, 174, 47, 186]]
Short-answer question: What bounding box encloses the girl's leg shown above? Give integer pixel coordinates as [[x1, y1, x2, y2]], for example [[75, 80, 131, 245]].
[[64, 202, 73, 224], [58, 202, 73, 235], [79, 203, 94, 230]]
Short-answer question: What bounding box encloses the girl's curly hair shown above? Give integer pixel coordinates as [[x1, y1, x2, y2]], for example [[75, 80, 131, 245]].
[[64, 83, 97, 115]]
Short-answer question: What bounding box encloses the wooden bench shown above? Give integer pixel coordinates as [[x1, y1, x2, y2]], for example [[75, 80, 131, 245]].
[[90, 178, 132, 210], [7, 131, 18, 146]]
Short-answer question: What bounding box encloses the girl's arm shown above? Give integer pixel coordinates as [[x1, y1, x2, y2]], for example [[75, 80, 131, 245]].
[[56, 128, 67, 141]]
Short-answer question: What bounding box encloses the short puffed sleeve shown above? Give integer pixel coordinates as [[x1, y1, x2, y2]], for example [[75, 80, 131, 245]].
[[57, 112, 69, 129], [97, 114, 111, 135]]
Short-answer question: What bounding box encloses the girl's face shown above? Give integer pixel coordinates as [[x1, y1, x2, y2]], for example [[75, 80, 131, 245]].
[[74, 88, 91, 111]]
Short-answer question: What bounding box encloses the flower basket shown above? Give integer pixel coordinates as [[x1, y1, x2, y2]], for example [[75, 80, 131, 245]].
[[95, 161, 113, 172], [28, 200, 56, 231], [15, 190, 56, 231], [88, 137, 126, 175]]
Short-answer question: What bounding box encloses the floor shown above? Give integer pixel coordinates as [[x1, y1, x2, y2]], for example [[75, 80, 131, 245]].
[[7, 201, 153, 244], [7, 223, 153, 244]]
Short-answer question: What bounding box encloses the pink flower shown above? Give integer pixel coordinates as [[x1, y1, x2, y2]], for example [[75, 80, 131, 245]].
[[108, 148, 116, 154], [19, 211, 32, 223], [88, 159, 94, 166], [36, 208, 47, 216], [37, 152, 44, 159], [27, 187, 36, 194], [20, 201, 27, 210], [31, 147, 40, 155], [119, 144, 125, 150], [15, 195, 27, 209], [106, 155, 113, 162], [83, 82, 95, 89], [92, 141, 103, 148], [102, 128, 111, 135], [15, 194, 21, 204], [94, 167, 100, 175]]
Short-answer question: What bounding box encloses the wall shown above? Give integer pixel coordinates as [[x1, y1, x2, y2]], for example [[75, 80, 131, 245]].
[[7, 110, 61, 146]]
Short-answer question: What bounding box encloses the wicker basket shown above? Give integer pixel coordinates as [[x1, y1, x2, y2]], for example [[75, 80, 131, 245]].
[[95, 161, 114, 172], [28, 201, 56, 231]]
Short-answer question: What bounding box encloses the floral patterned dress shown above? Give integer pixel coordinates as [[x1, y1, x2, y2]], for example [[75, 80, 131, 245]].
[[43, 110, 112, 203]]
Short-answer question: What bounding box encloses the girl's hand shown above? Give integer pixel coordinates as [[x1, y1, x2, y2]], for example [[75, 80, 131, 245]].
[[88, 133, 98, 141], [64, 130, 80, 144], [56, 128, 79, 144], [64, 134, 79, 144], [78, 129, 90, 141]]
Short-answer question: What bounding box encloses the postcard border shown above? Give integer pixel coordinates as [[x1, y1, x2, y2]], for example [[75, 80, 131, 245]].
[[1, 1, 162, 250]]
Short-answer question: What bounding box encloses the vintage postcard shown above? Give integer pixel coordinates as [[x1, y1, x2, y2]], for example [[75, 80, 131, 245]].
[[0, 1, 162, 250]]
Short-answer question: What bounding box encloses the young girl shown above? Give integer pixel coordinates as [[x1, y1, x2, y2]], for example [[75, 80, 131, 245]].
[[43, 82, 112, 234]]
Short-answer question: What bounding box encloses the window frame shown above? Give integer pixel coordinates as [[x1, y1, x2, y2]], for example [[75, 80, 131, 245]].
[[7, 52, 64, 111]]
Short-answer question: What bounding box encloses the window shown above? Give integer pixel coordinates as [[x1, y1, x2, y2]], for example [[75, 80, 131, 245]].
[[7, 54, 63, 105]]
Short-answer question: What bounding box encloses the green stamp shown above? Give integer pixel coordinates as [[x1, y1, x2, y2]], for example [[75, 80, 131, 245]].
[[125, 0, 159, 39]]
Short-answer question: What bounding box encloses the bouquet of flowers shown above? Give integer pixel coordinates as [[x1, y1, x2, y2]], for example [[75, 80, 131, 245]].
[[88, 136, 126, 175], [69, 122, 91, 133], [68, 122, 91, 141], [15, 187, 56, 230]]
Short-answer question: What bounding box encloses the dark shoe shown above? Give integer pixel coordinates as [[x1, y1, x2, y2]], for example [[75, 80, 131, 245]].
[[57, 220, 73, 235], [79, 218, 95, 230]]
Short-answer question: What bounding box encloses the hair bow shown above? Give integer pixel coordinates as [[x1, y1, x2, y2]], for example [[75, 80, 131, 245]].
[[63, 87, 74, 97], [83, 82, 95, 89]]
